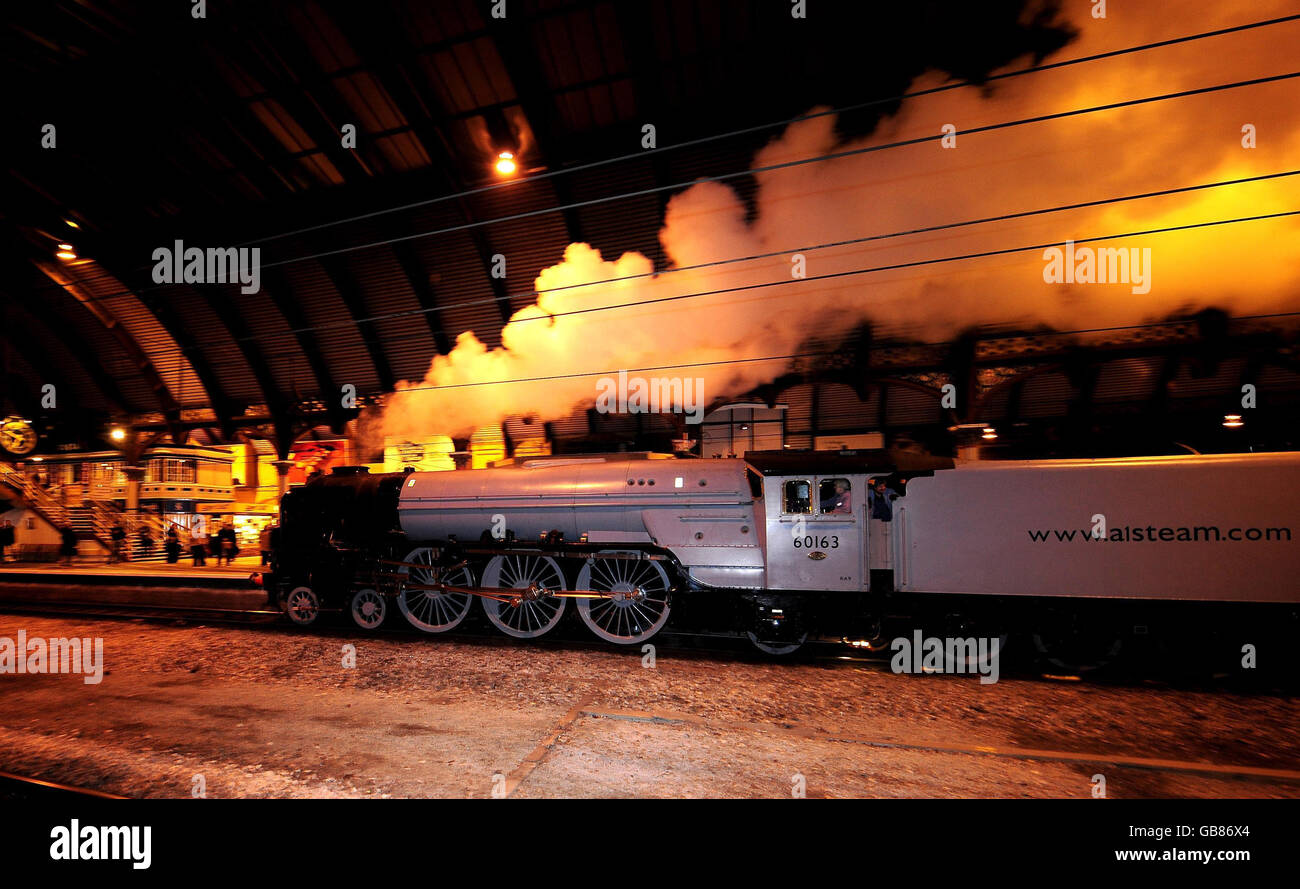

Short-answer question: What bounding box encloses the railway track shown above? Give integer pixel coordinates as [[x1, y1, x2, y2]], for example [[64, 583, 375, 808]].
[[1, 596, 1294, 797], [0, 591, 1292, 689], [0, 769, 128, 800]]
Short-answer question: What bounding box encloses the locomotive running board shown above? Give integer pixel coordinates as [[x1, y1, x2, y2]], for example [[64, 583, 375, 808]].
[[379, 550, 668, 571]]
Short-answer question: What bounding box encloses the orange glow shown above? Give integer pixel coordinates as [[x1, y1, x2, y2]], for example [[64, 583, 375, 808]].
[[495, 151, 517, 175], [55, 250, 77, 261]]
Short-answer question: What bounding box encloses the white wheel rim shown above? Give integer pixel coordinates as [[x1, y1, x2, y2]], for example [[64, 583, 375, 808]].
[[481, 554, 567, 639], [350, 588, 386, 630], [576, 553, 671, 644], [746, 631, 807, 656], [1032, 632, 1122, 672], [286, 585, 320, 626], [397, 547, 474, 633]]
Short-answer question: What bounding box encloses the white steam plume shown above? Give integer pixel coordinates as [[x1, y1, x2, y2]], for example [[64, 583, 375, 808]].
[[377, 0, 1300, 441]]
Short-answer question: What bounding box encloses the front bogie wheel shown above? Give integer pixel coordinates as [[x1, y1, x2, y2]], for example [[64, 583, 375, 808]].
[[350, 587, 387, 630], [285, 585, 321, 627]]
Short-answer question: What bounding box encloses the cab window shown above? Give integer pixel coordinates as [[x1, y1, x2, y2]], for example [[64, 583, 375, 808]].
[[782, 479, 812, 514], [819, 478, 852, 514]]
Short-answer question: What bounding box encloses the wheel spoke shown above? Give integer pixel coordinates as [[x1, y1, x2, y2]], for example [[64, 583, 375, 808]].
[[481, 554, 567, 638], [577, 553, 670, 644], [398, 548, 474, 633]]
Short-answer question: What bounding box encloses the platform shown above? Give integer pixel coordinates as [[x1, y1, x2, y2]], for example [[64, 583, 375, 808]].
[[0, 554, 263, 587]]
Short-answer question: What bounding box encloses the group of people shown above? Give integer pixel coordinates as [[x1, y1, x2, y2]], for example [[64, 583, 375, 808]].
[[163, 523, 240, 567], [817, 477, 903, 519], [97, 521, 249, 567], [2, 512, 276, 568], [107, 524, 164, 563]]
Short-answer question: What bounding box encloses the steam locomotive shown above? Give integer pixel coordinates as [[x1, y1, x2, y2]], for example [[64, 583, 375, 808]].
[[266, 449, 1300, 660]]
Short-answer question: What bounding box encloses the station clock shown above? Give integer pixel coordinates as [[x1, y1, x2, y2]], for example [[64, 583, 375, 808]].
[[0, 416, 38, 456]]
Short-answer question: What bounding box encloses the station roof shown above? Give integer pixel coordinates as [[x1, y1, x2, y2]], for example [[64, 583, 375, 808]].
[[2, 2, 1297, 455]]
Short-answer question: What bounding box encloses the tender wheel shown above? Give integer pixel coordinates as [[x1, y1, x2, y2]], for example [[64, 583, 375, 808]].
[[746, 632, 808, 656], [1031, 609, 1122, 673], [350, 588, 387, 630], [285, 585, 321, 626], [576, 553, 672, 644], [480, 554, 567, 639], [397, 546, 475, 633], [940, 615, 1008, 673]]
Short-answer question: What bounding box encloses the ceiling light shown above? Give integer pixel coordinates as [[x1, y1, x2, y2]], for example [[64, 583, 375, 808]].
[[1223, 414, 1244, 428], [110, 427, 126, 442], [494, 151, 517, 175], [56, 250, 77, 261]]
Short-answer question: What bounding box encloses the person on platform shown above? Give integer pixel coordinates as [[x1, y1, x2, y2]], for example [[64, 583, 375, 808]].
[[189, 528, 207, 567], [137, 526, 155, 559], [109, 522, 127, 563], [217, 523, 238, 566], [259, 525, 273, 566], [0, 519, 14, 563], [164, 525, 181, 564], [59, 525, 78, 566]]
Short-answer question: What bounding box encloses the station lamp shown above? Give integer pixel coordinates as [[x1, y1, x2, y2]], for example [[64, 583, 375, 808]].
[[494, 151, 517, 176], [110, 426, 127, 442], [981, 426, 998, 440], [1223, 414, 1244, 428]]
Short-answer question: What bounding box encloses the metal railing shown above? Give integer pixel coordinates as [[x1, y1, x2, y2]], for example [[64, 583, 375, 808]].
[[0, 464, 173, 561], [0, 464, 72, 528]]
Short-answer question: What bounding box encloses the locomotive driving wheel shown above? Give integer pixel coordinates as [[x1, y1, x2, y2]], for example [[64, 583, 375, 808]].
[[480, 554, 568, 639], [576, 552, 671, 644], [397, 546, 475, 633]]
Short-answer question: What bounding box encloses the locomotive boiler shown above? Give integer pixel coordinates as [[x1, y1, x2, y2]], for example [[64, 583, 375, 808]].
[[267, 449, 1300, 659]]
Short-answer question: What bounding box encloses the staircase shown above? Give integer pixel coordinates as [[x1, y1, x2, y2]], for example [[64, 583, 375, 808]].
[[0, 463, 74, 530], [0, 464, 170, 561]]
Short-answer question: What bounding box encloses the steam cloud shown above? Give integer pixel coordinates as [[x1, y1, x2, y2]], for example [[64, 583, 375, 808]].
[[376, 0, 1300, 442]]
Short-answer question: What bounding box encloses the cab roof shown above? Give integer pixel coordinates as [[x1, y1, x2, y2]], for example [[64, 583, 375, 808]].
[[744, 449, 955, 476]]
